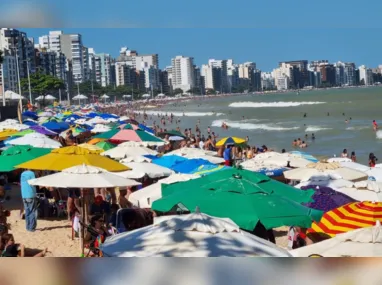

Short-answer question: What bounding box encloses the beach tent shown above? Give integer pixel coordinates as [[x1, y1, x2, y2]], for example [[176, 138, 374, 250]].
[[16, 146, 129, 172], [100, 211, 291, 257], [152, 169, 322, 231], [8, 132, 61, 149], [28, 164, 140, 189], [0, 145, 51, 172], [307, 201, 382, 239], [117, 162, 173, 179], [128, 173, 200, 208], [291, 222, 382, 257]]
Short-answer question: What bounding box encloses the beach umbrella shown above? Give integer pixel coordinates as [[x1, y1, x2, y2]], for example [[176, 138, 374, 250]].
[[291, 222, 382, 257], [191, 165, 229, 176], [16, 146, 129, 172], [152, 155, 188, 169], [216, 136, 246, 147], [300, 185, 356, 212], [94, 125, 165, 145], [91, 124, 111, 133], [0, 130, 19, 141], [22, 111, 38, 120], [128, 173, 200, 208], [295, 176, 355, 190], [100, 211, 291, 257], [35, 95, 44, 101], [169, 136, 184, 141], [38, 111, 54, 117], [171, 158, 215, 174], [8, 133, 61, 149], [117, 162, 173, 179], [22, 120, 38, 127], [152, 169, 322, 231], [330, 161, 370, 172], [240, 160, 288, 177], [45, 95, 56, 100], [2, 90, 25, 100], [28, 164, 140, 188], [29, 125, 58, 136], [120, 155, 152, 163], [165, 147, 217, 157], [87, 138, 105, 145], [184, 154, 225, 165], [0, 145, 51, 172], [157, 130, 187, 139], [307, 201, 382, 239], [142, 94, 150, 99], [42, 121, 70, 133], [101, 144, 157, 160], [100, 94, 110, 99], [288, 151, 319, 163], [137, 124, 155, 134], [284, 162, 368, 182], [156, 93, 166, 98], [252, 152, 311, 168], [78, 143, 104, 152], [327, 157, 352, 163], [95, 141, 116, 151], [10, 129, 35, 137], [365, 168, 382, 182], [122, 95, 132, 99]]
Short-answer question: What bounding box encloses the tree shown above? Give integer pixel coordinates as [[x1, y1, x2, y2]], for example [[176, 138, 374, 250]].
[[173, 88, 183, 95], [205, 88, 216, 95], [187, 87, 201, 94], [20, 73, 65, 97]]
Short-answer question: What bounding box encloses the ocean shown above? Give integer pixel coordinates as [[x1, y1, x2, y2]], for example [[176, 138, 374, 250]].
[[141, 87, 382, 164]]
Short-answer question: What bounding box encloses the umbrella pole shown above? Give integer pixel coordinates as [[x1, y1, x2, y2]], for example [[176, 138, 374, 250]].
[[81, 189, 85, 256]]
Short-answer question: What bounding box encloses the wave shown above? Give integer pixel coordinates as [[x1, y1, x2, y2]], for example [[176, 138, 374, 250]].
[[229, 101, 326, 108], [142, 111, 224, 117], [305, 126, 332, 132], [211, 119, 299, 131], [346, 126, 369, 131], [376, 130, 382, 139]]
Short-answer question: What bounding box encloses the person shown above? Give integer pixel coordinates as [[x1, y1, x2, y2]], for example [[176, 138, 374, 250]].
[[351, 151, 357, 162], [20, 170, 38, 232], [281, 149, 286, 153], [303, 113, 307, 118], [369, 153, 378, 167], [90, 195, 111, 220], [65, 130, 76, 146], [300, 141, 307, 148], [199, 138, 205, 150], [373, 120, 378, 131], [246, 136, 249, 142], [223, 145, 232, 166], [292, 139, 297, 147], [207, 126, 211, 134], [311, 133, 315, 140], [67, 188, 81, 221], [287, 226, 313, 250], [118, 188, 131, 209], [246, 146, 253, 159], [341, 149, 348, 158], [1, 233, 47, 257], [296, 138, 302, 146]]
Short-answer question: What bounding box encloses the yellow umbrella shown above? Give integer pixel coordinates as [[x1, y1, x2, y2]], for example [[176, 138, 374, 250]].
[[16, 146, 129, 172], [216, 136, 246, 147], [79, 143, 104, 152], [0, 129, 18, 139]]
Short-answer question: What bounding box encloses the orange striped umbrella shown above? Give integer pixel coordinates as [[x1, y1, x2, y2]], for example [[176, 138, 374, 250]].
[[307, 201, 382, 238]]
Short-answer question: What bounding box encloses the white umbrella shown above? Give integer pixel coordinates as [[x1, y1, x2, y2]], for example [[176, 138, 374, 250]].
[[8, 132, 61, 149], [142, 94, 150, 98], [101, 145, 157, 160], [37, 111, 53, 117], [122, 95, 132, 98], [327, 157, 352, 163], [156, 93, 166, 98], [129, 173, 200, 208], [100, 210, 291, 257], [169, 136, 184, 141], [284, 162, 368, 182], [91, 124, 111, 133], [2, 90, 26, 100], [45, 95, 56, 100], [120, 156, 152, 163], [100, 94, 110, 99], [35, 95, 45, 101], [73, 118, 87, 125], [254, 152, 311, 168], [290, 222, 382, 257], [338, 161, 370, 172], [241, 159, 288, 172], [366, 168, 382, 182], [117, 162, 173, 179], [166, 147, 217, 157], [0, 123, 29, 131], [86, 117, 108, 125], [28, 164, 141, 188], [295, 176, 355, 190]]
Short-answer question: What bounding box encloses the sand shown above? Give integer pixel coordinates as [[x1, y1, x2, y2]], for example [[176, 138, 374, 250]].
[[4, 184, 289, 257], [5, 185, 80, 257]]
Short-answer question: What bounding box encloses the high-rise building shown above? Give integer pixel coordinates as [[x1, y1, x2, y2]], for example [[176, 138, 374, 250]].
[[115, 62, 137, 88], [359, 65, 373, 86], [171, 56, 195, 93], [143, 66, 160, 90], [97, 53, 113, 87], [208, 59, 228, 92], [201, 64, 214, 90], [0, 51, 18, 94], [82, 46, 90, 81], [159, 69, 170, 94], [135, 54, 159, 70], [261, 72, 275, 90], [344, 63, 356, 86], [227, 59, 238, 92], [252, 69, 262, 91], [309, 71, 322, 87], [320, 63, 336, 86], [279, 60, 309, 88]]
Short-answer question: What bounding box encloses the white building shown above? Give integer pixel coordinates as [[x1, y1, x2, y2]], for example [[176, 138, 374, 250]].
[[171, 56, 195, 93], [143, 66, 160, 89], [135, 54, 159, 70], [238, 62, 256, 79], [201, 64, 215, 90], [273, 63, 294, 89], [0, 53, 18, 95], [261, 72, 275, 90], [276, 76, 289, 90], [359, 65, 373, 86], [115, 62, 136, 87]]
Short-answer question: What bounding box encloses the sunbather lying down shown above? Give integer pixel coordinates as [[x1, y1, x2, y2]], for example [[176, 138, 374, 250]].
[[0, 233, 48, 257]]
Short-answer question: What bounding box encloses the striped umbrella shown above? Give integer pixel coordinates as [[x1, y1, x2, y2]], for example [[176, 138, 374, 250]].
[[307, 201, 382, 239]]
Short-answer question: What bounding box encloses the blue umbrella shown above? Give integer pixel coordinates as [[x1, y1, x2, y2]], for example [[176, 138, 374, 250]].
[[42, 121, 70, 132], [152, 155, 188, 169], [289, 151, 318, 163], [172, 158, 215, 174], [23, 120, 38, 126], [22, 111, 38, 120], [138, 124, 155, 134], [255, 167, 289, 177]]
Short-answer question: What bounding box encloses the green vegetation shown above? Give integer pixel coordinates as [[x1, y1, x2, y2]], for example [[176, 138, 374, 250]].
[[20, 73, 65, 98]]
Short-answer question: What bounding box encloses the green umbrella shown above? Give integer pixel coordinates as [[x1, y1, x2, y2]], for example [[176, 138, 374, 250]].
[[95, 141, 116, 151], [0, 145, 52, 172], [157, 130, 186, 138], [152, 169, 322, 230], [11, 129, 35, 137]]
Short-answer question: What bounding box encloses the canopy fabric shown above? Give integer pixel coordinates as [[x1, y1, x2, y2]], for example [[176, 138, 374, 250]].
[[0, 145, 51, 172], [288, 151, 319, 163], [95, 128, 165, 145], [8, 133, 61, 149], [216, 137, 246, 147], [152, 155, 188, 169], [157, 130, 186, 139], [100, 212, 291, 257], [307, 201, 382, 239], [138, 124, 154, 134], [2, 90, 25, 100], [252, 152, 311, 168], [28, 164, 140, 188], [95, 141, 116, 151], [129, 173, 200, 208], [327, 157, 352, 163], [16, 146, 129, 172], [171, 158, 215, 174], [42, 121, 70, 132], [0, 130, 19, 139], [152, 169, 322, 230], [9, 129, 34, 137], [165, 147, 217, 157], [45, 95, 56, 100], [101, 145, 157, 160], [191, 165, 229, 176], [79, 143, 104, 152], [117, 162, 173, 179], [291, 223, 382, 257], [284, 166, 368, 182], [29, 125, 58, 136], [91, 124, 111, 133], [87, 138, 105, 145], [300, 185, 356, 212]]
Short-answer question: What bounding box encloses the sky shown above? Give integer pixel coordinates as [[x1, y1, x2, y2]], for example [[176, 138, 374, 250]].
[[2, 0, 382, 71]]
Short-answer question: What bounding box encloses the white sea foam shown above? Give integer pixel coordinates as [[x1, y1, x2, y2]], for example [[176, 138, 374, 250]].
[[376, 130, 382, 139], [211, 119, 299, 131], [346, 126, 369, 131], [229, 101, 326, 108], [305, 126, 332, 132], [142, 111, 224, 117]]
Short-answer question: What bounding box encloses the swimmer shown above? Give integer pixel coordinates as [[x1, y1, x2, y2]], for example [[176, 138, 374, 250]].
[[303, 113, 307, 118], [373, 120, 378, 131], [311, 133, 315, 140], [345, 119, 348, 124], [305, 134, 308, 139], [342, 113, 345, 116], [327, 112, 330, 116]]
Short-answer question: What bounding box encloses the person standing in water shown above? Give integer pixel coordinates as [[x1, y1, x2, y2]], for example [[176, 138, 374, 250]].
[[373, 120, 378, 131]]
